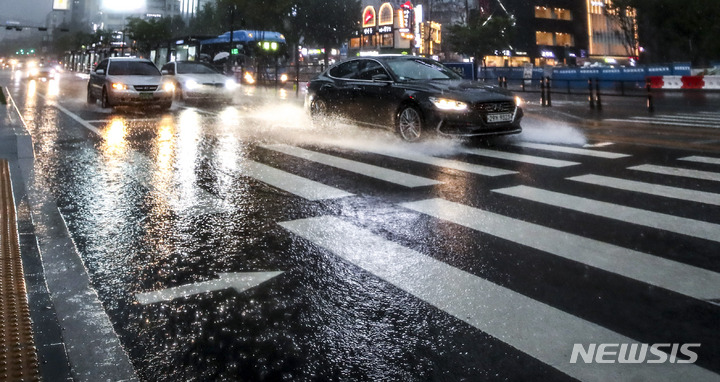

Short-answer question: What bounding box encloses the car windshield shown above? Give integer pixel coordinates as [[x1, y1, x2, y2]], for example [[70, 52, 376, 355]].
[[176, 62, 221, 74], [108, 61, 160, 76], [385, 58, 462, 81]]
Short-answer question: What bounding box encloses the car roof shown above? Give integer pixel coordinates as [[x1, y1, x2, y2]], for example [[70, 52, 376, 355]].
[[107, 57, 153, 62]]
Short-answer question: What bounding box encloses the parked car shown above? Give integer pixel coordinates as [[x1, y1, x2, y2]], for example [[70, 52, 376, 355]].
[[87, 57, 173, 110], [305, 55, 523, 141], [161, 61, 238, 102]]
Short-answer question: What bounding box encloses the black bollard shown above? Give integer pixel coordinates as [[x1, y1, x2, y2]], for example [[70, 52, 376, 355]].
[[646, 81, 655, 113], [595, 78, 602, 111], [588, 79, 595, 109], [503, 76, 508, 89], [541, 77, 546, 106], [545, 77, 552, 107]]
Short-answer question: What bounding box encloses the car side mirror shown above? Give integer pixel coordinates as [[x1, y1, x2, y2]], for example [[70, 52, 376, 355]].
[[95, 69, 105, 75], [372, 73, 391, 82]]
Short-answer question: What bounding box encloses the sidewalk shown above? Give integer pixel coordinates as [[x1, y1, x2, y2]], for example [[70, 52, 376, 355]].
[[0, 87, 136, 382]]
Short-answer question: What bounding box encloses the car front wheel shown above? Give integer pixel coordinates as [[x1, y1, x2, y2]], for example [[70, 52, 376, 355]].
[[86, 86, 96, 104], [101, 88, 111, 109], [396, 105, 423, 142]]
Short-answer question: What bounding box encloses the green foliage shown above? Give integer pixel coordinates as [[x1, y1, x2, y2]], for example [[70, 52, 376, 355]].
[[631, 0, 720, 65]]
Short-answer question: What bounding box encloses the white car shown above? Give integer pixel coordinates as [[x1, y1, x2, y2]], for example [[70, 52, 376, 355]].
[[87, 57, 174, 110], [161, 61, 238, 102]]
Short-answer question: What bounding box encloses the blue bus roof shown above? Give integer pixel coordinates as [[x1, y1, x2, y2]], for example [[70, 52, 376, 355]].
[[200, 30, 286, 45]]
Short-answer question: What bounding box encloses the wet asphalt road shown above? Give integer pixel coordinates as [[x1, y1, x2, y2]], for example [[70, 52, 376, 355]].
[[5, 71, 720, 381]]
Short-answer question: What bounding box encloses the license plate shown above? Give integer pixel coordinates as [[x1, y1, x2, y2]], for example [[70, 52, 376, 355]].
[[487, 113, 513, 123], [139, 92, 153, 99]]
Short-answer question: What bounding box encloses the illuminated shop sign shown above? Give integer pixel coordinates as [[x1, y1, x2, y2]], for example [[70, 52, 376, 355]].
[[378, 25, 392, 34], [398, 1, 414, 39], [362, 6, 376, 28]]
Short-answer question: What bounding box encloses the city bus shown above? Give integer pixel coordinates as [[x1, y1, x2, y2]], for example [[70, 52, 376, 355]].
[[199, 30, 289, 85]]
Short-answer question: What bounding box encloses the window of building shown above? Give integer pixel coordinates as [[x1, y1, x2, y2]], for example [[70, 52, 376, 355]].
[[380, 33, 393, 47], [555, 32, 574, 46], [536, 31, 554, 46], [535, 6, 572, 21], [379, 3, 393, 25]]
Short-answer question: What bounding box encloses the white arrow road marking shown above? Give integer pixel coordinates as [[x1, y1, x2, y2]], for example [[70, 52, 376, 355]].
[[136, 271, 283, 305]]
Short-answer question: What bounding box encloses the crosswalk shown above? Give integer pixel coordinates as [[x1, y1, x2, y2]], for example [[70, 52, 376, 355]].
[[245, 139, 720, 380], [604, 111, 720, 129]]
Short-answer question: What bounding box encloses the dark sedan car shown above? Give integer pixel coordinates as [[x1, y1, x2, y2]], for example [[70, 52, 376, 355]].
[[305, 55, 523, 141]]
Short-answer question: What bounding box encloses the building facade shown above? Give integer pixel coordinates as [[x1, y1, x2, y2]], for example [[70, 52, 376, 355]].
[[484, 0, 637, 67]]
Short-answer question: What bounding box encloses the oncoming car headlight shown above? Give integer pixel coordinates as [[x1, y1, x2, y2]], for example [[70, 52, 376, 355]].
[[185, 79, 199, 90], [515, 96, 523, 107], [163, 82, 175, 92], [280, 73, 288, 83], [111, 82, 127, 90], [244, 71, 255, 84], [429, 97, 468, 111], [225, 78, 239, 90]]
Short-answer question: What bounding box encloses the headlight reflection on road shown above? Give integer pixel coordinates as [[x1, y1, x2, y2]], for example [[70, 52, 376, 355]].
[[103, 118, 128, 156], [175, 109, 202, 209]]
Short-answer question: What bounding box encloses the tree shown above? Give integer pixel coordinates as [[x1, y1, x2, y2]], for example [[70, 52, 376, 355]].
[[445, 12, 515, 77], [603, 0, 638, 58], [125, 17, 179, 56], [293, 0, 360, 66]]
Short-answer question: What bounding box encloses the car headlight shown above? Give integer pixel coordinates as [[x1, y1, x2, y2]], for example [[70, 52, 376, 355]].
[[244, 72, 255, 84], [225, 78, 239, 90], [185, 79, 199, 90], [111, 82, 127, 90], [515, 96, 523, 107], [163, 82, 175, 92], [429, 97, 468, 111], [29, 69, 39, 76], [280, 73, 288, 83]]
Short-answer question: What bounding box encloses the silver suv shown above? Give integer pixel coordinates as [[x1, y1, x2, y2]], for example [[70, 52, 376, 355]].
[[87, 57, 173, 110]]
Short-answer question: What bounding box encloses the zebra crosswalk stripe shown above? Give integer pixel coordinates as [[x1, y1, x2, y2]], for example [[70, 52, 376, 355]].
[[568, 174, 720, 206], [493, 185, 720, 242], [513, 142, 630, 159], [628, 164, 720, 182], [359, 147, 517, 176], [240, 160, 353, 201], [279, 215, 718, 382], [400, 198, 720, 300], [459, 147, 580, 168], [260, 144, 442, 187], [680, 156, 720, 166]]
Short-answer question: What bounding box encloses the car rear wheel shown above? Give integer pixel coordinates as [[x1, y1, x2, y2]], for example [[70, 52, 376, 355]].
[[101, 88, 111, 109], [86, 86, 96, 104], [396, 105, 423, 142]]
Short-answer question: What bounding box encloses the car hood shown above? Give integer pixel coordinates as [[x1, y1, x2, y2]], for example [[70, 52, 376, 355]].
[[175, 73, 228, 84], [107, 75, 163, 86], [406, 80, 515, 102]]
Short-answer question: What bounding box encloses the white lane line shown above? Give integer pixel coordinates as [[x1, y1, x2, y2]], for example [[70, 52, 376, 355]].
[[260, 144, 442, 187], [629, 164, 720, 182], [583, 142, 614, 148], [680, 156, 720, 166], [568, 174, 720, 206], [279, 216, 718, 382], [46, 98, 229, 215], [401, 198, 720, 300], [459, 147, 579, 168], [493, 185, 720, 243], [514, 142, 630, 159], [361, 147, 517, 176], [240, 160, 353, 201], [646, 115, 720, 122]]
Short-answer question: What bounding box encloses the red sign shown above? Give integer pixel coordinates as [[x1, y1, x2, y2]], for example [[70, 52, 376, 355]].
[[364, 9, 375, 24]]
